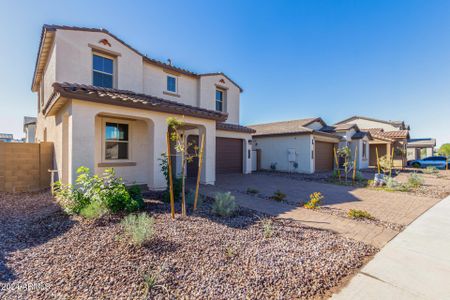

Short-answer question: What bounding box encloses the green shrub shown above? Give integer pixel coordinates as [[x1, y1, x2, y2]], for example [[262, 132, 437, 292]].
[[54, 167, 143, 217], [212, 192, 237, 217], [246, 187, 259, 195], [355, 171, 365, 182], [348, 209, 374, 220], [159, 153, 182, 202], [262, 219, 274, 238], [270, 189, 286, 201], [385, 176, 409, 192], [185, 190, 204, 208], [79, 201, 108, 219], [408, 173, 424, 188], [121, 213, 155, 246], [304, 192, 323, 209]]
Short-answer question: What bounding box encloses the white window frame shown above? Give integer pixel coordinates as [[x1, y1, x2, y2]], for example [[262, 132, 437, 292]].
[[166, 75, 178, 93], [215, 89, 225, 112], [362, 141, 368, 160], [92, 52, 116, 88], [102, 118, 132, 162]]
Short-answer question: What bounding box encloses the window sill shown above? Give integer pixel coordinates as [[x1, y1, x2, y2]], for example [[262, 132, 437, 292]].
[[98, 161, 137, 167], [163, 91, 180, 97]]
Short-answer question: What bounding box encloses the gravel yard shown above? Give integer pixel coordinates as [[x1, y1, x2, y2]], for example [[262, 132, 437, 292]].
[[0, 191, 376, 299]]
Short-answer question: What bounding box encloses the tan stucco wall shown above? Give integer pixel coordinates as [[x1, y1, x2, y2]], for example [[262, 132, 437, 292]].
[[199, 75, 240, 124], [68, 99, 217, 189], [253, 134, 313, 174], [36, 29, 241, 129]]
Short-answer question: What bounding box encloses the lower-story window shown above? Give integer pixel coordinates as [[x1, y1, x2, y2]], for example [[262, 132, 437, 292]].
[[105, 122, 129, 160], [362, 141, 367, 159]]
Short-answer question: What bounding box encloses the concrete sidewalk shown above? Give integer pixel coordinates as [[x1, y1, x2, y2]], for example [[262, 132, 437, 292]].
[[331, 195, 450, 299]]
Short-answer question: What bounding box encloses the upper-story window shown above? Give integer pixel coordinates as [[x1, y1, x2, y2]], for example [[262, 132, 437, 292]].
[[93, 54, 114, 88], [166, 75, 177, 93], [216, 89, 224, 111]]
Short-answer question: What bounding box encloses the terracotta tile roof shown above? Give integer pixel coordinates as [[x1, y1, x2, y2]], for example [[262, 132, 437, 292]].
[[32, 25, 243, 91], [351, 131, 372, 140], [48, 82, 227, 121], [380, 130, 410, 139], [322, 123, 359, 132], [216, 123, 256, 134], [249, 118, 341, 140], [248, 118, 320, 136]]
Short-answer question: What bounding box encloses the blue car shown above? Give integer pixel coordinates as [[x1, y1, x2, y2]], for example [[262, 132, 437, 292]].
[[408, 156, 449, 169]]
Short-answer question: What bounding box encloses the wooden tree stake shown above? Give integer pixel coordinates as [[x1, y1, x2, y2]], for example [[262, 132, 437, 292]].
[[390, 146, 395, 177], [376, 147, 380, 174], [352, 145, 358, 182], [194, 134, 205, 210], [166, 132, 175, 219], [333, 146, 341, 180]]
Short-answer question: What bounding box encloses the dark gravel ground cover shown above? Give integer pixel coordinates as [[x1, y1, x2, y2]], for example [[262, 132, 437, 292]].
[[0, 191, 376, 299]]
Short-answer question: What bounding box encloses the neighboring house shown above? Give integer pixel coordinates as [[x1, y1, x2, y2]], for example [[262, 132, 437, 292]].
[[23, 116, 37, 143], [32, 25, 254, 189], [335, 116, 410, 167], [0, 133, 14, 143], [249, 118, 370, 173], [406, 138, 436, 160], [321, 123, 372, 169]]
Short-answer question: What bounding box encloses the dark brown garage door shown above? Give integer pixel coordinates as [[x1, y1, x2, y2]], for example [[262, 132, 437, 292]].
[[369, 144, 387, 167], [216, 137, 243, 174], [315, 141, 335, 172]]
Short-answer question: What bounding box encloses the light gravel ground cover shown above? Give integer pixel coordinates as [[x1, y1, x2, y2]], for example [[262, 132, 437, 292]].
[[0, 191, 376, 300]]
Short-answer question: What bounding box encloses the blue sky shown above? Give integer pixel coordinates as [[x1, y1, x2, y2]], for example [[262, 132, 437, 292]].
[[0, 0, 449, 146]]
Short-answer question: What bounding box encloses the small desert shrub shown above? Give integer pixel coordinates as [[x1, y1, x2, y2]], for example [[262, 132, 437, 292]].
[[246, 187, 259, 195], [121, 213, 155, 246], [212, 192, 237, 217], [270, 189, 286, 201], [225, 246, 237, 258], [270, 162, 277, 171], [355, 171, 365, 182], [348, 209, 374, 220], [383, 176, 408, 192], [262, 219, 274, 238], [185, 190, 204, 208], [407, 173, 424, 188], [304, 192, 323, 209], [79, 201, 108, 219], [423, 166, 438, 175], [331, 170, 341, 179]]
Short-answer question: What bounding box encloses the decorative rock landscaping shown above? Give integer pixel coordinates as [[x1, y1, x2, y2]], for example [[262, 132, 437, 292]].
[[1, 191, 376, 299]]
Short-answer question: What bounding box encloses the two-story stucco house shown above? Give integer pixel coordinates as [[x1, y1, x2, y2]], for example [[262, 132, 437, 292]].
[[32, 25, 255, 190]]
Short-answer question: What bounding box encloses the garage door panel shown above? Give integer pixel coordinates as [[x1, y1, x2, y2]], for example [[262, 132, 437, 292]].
[[315, 141, 334, 172], [369, 144, 387, 167], [216, 137, 243, 174]]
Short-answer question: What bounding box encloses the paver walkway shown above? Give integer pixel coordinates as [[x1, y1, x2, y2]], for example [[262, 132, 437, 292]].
[[331, 195, 450, 299], [197, 184, 398, 248]]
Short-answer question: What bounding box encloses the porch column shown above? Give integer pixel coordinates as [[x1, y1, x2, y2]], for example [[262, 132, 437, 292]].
[[199, 124, 215, 185], [150, 119, 168, 190], [70, 106, 96, 185]]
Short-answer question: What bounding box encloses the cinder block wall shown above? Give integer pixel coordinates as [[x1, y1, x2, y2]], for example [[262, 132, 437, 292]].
[[0, 142, 53, 193]]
